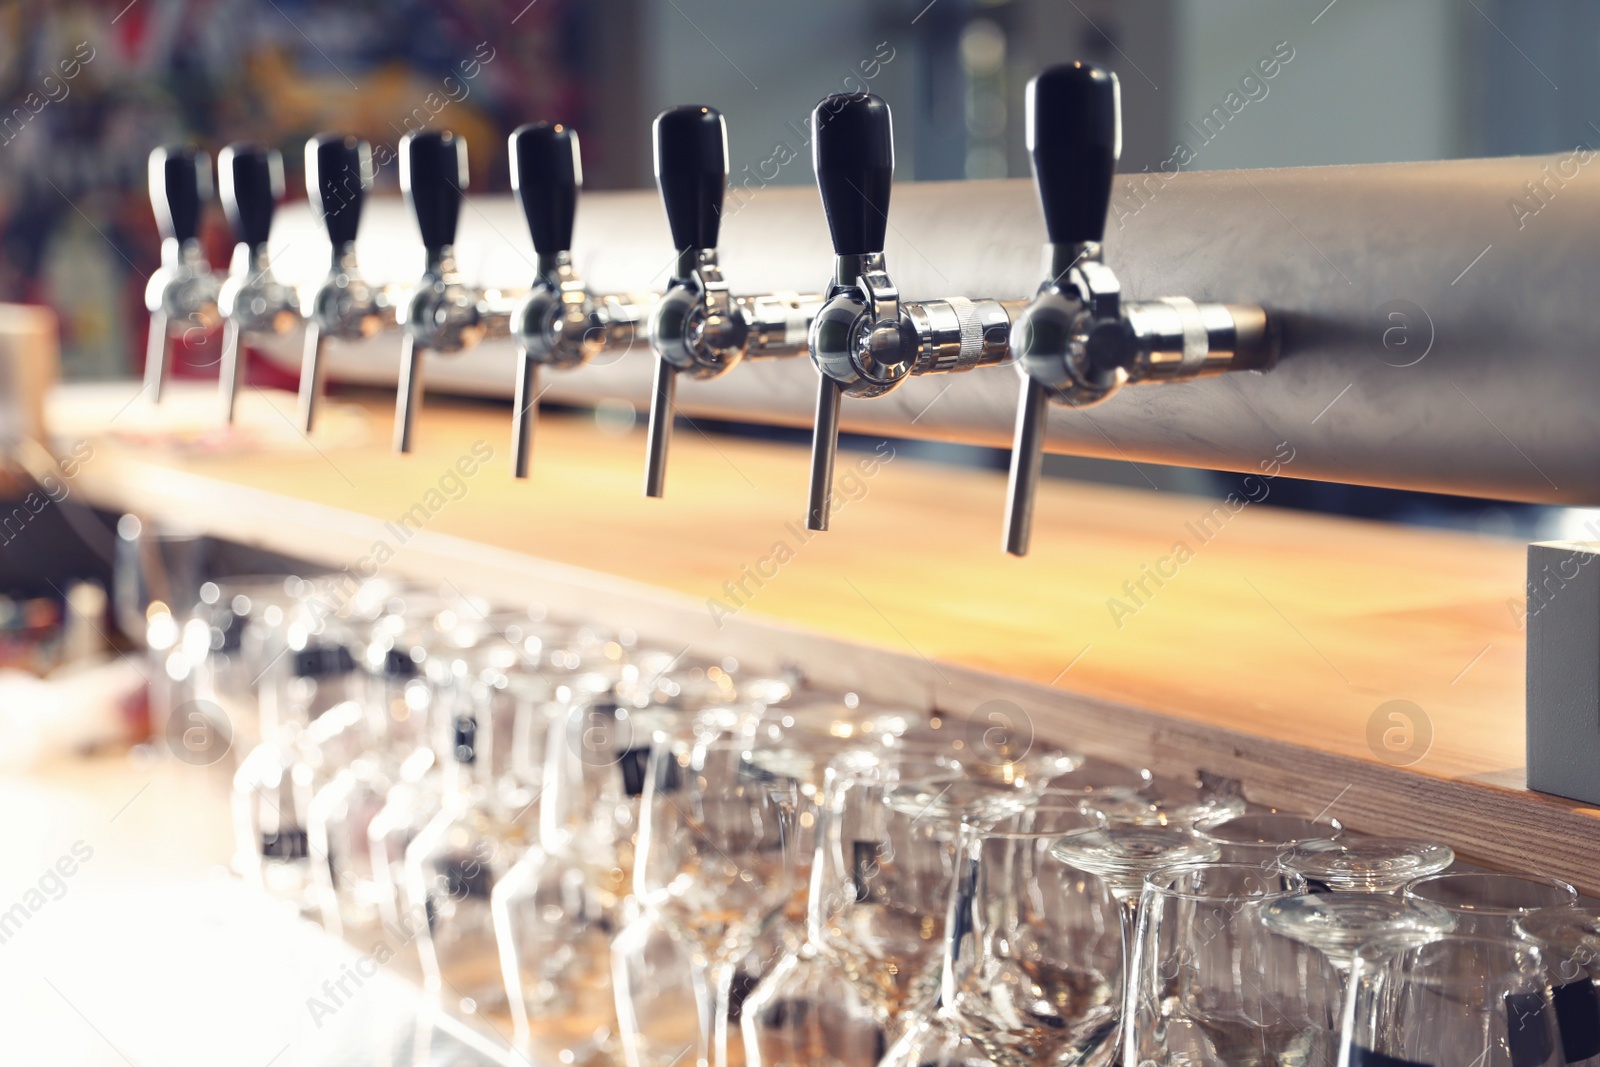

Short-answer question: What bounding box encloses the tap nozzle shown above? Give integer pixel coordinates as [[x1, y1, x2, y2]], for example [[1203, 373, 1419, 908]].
[[299, 133, 384, 433], [216, 143, 298, 424], [508, 121, 603, 478], [143, 145, 221, 403], [1002, 63, 1277, 557]]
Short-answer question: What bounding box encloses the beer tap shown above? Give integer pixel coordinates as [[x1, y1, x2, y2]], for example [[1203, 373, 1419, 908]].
[[299, 133, 388, 433], [507, 122, 602, 478], [804, 94, 1018, 531], [643, 106, 825, 498], [1001, 63, 1277, 556], [143, 145, 221, 403], [393, 130, 516, 453], [216, 143, 300, 423]]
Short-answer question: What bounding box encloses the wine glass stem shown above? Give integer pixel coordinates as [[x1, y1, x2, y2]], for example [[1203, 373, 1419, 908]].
[[709, 957, 739, 1067]]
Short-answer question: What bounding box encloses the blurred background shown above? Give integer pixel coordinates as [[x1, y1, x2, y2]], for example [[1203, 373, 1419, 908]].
[[1, 0, 1595, 552]]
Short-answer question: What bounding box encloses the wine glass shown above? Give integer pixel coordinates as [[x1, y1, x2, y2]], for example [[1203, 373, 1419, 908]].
[[1049, 825, 1220, 955], [1515, 907, 1600, 1067], [1405, 871, 1578, 935], [1278, 836, 1454, 893], [1262, 893, 1455, 972], [1338, 934, 1562, 1067], [1261, 891, 1455, 1049], [1125, 862, 1316, 1067]]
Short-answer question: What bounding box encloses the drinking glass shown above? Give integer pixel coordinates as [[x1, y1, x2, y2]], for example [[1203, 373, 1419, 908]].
[[307, 609, 441, 937], [1261, 891, 1455, 1048], [812, 754, 971, 1029], [1038, 755, 1153, 800], [190, 574, 307, 749], [1279, 837, 1455, 893], [617, 736, 804, 1067], [1086, 778, 1245, 829], [490, 698, 657, 1066], [1262, 894, 1454, 972], [1405, 872, 1578, 935], [1515, 907, 1600, 1067], [739, 942, 887, 1067], [404, 709, 523, 1021], [1049, 826, 1220, 952], [1338, 934, 1562, 1067], [1194, 810, 1345, 865], [878, 800, 1117, 1067], [112, 514, 207, 745], [1126, 863, 1317, 1067]]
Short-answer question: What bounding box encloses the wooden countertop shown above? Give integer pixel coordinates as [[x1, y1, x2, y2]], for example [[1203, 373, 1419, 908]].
[[46, 381, 1600, 890]]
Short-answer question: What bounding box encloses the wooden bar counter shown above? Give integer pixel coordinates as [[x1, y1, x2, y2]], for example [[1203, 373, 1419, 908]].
[[42, 381, 1596, 893]]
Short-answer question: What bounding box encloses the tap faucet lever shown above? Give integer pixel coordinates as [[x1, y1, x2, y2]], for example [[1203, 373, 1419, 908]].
[[144, 145, 221, 403], [1002, 62, 1277, 556], [395, 130, 481, 453], [299, 133, 380, 432], [804, 93, 1014, 531], [216, 143, 298, 424], [508, 121, 600, 478], [805, 92, 897, 532], [643, 105, 743, 498]]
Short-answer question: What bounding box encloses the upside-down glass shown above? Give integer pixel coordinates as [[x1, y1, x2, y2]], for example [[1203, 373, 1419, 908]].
[[616, 736, 803, 1067], [1405, 872, 1579, 936], [490, 697, 665, 1066], [1126, 863, 1316, 1067], [404, 709, 523, 1021], [1038, 755, 1153, 800], [1085, 778, 1245, 829], [1515, 907, 1600, 1067], [1279, 837, 1455, 894], [1194, 811, 1345, 866], [1261, 892, 1455, 1051], [813, 756, 972, 1028], [1262, 894, 1455, 972], [740, 737, 1031, 1067], [877, 799, 1118, 1067], [1338, 934, 1562, 1067]]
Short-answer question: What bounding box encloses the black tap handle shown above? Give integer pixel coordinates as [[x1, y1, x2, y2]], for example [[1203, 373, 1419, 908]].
[[1027, 62, 1121, 245], [400, 130, 468, 253], [510, 122, 581, 256], [306, 133, 372, 247], [811, 93, 894, 257], [652, 106, 727, 252], [218, 143, 284, 249], [148, 144, 211, 245]]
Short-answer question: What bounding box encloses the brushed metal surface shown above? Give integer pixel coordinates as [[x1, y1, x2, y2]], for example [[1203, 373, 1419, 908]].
[[262, 156, 1598, 504]]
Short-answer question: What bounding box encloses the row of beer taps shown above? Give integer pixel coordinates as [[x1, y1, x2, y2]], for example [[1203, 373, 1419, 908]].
[[141, 62, 1277, 555]]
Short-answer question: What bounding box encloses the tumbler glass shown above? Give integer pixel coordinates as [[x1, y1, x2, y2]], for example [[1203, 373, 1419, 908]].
[[618, 736, 804, 1067], [1405, 872, 1578, 936], [1125, 863, 1316, 1067], [877, 800, 1118, 1067], [1338, 934, 1562, 1067], [1515, 907, 1600, 1067]]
